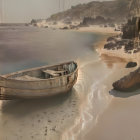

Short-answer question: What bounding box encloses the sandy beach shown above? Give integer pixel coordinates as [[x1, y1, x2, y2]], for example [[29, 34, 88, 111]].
[[75, 27, 140, 140], [76, 25, 120, 34], [1, 0, 140, 139], [35, 21, 120, 34], [60, 27, 139, 140], [0, 24, 140, 140], [97, 45, 140, 65], [50, 24, 140, 140], [0, 25, 110, 140], [85, 92, 140, 140]]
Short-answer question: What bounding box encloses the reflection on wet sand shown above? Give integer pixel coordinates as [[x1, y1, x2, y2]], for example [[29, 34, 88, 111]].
[[0, 89, 79, 140], [100, 54, 128, 68]]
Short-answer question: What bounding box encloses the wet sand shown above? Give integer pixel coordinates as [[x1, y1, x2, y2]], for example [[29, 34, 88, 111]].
[[0, 25, 107, 140], [79, 32, 140, 140], [0, 91, 80, 140], [61, 33, 137, 140], [84, 89, 140, 140], [97, 46, 140, 65], [39, 25, 140, 140]]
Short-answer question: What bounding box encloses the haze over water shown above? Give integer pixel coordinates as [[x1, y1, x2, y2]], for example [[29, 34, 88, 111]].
[[0, 25, 114, 140], [0, 25, 100, 74]]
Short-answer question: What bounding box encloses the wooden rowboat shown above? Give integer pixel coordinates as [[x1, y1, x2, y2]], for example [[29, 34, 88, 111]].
[[0, 61, 78, 100]]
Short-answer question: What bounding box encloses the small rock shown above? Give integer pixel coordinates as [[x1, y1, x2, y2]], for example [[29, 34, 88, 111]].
[[48, 120, 51, 123], [126, 62, 137, 68], [52, 126, 56, 131]]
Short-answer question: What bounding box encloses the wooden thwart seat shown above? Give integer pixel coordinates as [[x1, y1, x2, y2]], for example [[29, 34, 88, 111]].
[[43, 69, 67, 77]]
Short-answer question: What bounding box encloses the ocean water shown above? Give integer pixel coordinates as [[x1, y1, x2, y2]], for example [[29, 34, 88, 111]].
[[0, 25, 113, 140], [0, 25, 100, 74]]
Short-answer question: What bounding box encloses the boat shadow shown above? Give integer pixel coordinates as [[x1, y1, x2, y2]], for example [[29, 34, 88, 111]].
[[1, 88, 78, 117], [109, 89, 140, 98]]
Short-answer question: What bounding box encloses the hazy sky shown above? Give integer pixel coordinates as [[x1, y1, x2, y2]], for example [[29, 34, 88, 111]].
[[1, 0, 107, 23]]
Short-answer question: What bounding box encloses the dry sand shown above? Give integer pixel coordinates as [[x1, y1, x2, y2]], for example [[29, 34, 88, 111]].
[[77, 25, 120, 34], [36, 21, 120, 35], [97, 46, 140, 65]]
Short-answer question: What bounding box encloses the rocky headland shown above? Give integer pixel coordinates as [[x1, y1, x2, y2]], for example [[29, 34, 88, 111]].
[[104, 17, 140, 54], [30, 0, 130, 29], [48, 0, 129, 23], [106, 17, 140, 91]]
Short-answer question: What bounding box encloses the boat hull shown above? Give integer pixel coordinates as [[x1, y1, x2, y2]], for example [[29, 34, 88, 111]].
[[0, 83, 74, 99], [0, 61, 78, 100]]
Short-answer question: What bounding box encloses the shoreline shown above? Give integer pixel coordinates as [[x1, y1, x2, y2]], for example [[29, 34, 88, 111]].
[[35, 22, 140, 65], [74, 25, 120, 35], [86, 84, 140, 140], [74, 28, 140, 140], [1, 24, 139, 140], [61, 34, 118, 140], [97, 46, 140, 65], [62, 26, 140, 140]]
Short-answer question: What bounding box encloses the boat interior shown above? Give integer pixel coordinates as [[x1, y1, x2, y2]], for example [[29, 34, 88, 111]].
[[6, 62, 77, 81]]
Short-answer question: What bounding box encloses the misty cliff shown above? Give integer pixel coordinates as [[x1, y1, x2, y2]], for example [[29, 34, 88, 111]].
[[48, 0, 130, 23]]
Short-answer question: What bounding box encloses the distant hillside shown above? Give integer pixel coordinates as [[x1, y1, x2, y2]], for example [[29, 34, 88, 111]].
[[48, 0, 130, 23]]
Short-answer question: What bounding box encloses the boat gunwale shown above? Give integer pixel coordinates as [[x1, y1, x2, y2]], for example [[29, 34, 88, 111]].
[[0, 61, 78, 82]]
